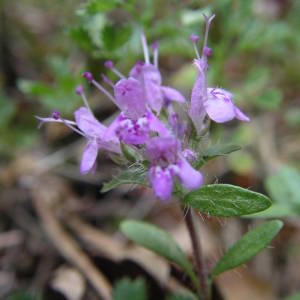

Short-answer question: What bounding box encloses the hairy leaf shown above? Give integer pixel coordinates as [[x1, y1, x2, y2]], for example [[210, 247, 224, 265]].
[[184, 184, 272, 217], [211, 220, 283, 278]]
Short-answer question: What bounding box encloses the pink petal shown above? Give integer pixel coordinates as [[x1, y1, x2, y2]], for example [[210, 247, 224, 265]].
[[147, 111, 170, 137], [114, 78, 146, 119], [80, 139, 98, 174], [149, 167, 174, 201], [132, 63, 163, 114], [74, 107, 106, 137], [161, 86, 186, 103], [176, 157, 203, 190], [204, 88, 236, 123], [189, 59, 207, 132], [204, 98, 235, 123], [234, 106, 250, 122]]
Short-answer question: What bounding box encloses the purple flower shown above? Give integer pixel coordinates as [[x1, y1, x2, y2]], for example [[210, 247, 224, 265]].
[[128, 34, 186, 114], [189, 59, 208, 132], [74, 107, 121, 173], [109, 110, 170, 145], [146, 137, 203, 201], [37, 107, 121, 175], [188, 14, 250, 131], [205, 88, 250, 123], [114, 77, 146, 119]]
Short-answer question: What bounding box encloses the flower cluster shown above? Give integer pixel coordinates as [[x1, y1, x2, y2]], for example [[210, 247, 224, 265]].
[[37, 15, 249, 201]]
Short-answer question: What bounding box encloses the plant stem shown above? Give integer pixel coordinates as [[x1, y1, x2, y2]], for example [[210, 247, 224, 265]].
[[183, 207, 209, 300]]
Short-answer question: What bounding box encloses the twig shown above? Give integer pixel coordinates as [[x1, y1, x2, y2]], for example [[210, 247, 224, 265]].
[[183, 207, 209, 300], [32, 189, 112, 300]]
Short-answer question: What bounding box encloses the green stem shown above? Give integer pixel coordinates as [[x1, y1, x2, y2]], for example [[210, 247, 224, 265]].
[[183, 207, 209, 300]]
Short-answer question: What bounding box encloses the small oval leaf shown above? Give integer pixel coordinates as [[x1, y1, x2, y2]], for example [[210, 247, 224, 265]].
[[211, 220, 283, 278], [184, 184, 272, 217], [120, 220, 197, 286], [101, 164, 148, 193]]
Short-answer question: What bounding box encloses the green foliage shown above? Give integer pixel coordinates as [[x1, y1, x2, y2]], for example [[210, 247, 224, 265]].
[[211, 220, 283, 279], [251, 166, 300, 218], [184, 184, 272, 217], [112, 277, 147, 300], [120, 220, 197, 288], [101, 163, 148, 193], [18, 57, 82, 114], [0, 92, 16, 129], [284, 108, 300, 127], [195, 144, 241, 168], [0, 92, 38, 155], [7, 291, 40, 300], [284, 292, 300, 300], [166, 293, 198, 300]]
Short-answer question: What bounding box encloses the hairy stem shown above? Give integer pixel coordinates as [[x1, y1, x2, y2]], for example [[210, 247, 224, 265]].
[[183, 207, 209, 300]]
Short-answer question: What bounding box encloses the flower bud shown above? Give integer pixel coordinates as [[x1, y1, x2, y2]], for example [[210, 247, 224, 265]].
[[189, 34, 200, 43], [82, 72, 94, 83], [52, 110, 60, 120], [75, 85, 84, 95], [104, 60, 114, 69]]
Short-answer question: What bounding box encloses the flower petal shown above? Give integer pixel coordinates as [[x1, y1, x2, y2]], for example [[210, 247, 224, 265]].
[[234, 106, 250, 122], [114, 78, 146, 119], [161, 86, 186, 103], [204, 88, 236, 123], [149, 166, 174, 201], [147, 111, 170, 137], [189, 59, 207, 132], [131, 63, 163, 114], [176, 157, 203, 190], [146, 137, 179, 163], [74, 107, 106, 137], [80, 139, 98, 174]]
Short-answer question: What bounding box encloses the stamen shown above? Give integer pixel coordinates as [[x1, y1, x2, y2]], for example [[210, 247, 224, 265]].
[[189, 34, 201, 60], [202, 14, 215, 57], [101, 73, 114, 88], [152, 41, 159, 68], [141, 31, 150, 64], [35, 115, 77, 128], [58, 116, 86, 137], [91, 79, 117, 104], [82, 71, 117, 104], [203, 46, 212, 57], [75, 85, 93, 114], [104, 60, 125, 79]]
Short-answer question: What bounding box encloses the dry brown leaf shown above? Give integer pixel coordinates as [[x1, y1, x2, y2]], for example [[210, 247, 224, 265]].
[[51, 266, 86, 300]]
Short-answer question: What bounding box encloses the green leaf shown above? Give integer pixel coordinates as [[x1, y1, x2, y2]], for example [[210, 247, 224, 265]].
[[112, 278, 147, 300], [7, 291, 40, 300], [184, 184, 272, 217], [254, 88, 282, 111], [167, 293, 198, 300], [120, 220, 197, 288], [211, 220, 283, 278], [284, 108, 300, 127], [203, 144, 241, 160], [284, 292, 300, 300], [265, 166, 300, 208], [101, 163, 148, 193], [194, 144, 241, 168], [102, 24, 132, 51], [86, 0, 119, 14], [247, 203, 297, 218], [18, 79, 53, 97], [0, 92, 16, 128]]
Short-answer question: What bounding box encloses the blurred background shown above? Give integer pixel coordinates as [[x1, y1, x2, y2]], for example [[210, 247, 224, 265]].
[[0, 0, 300, 299]]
